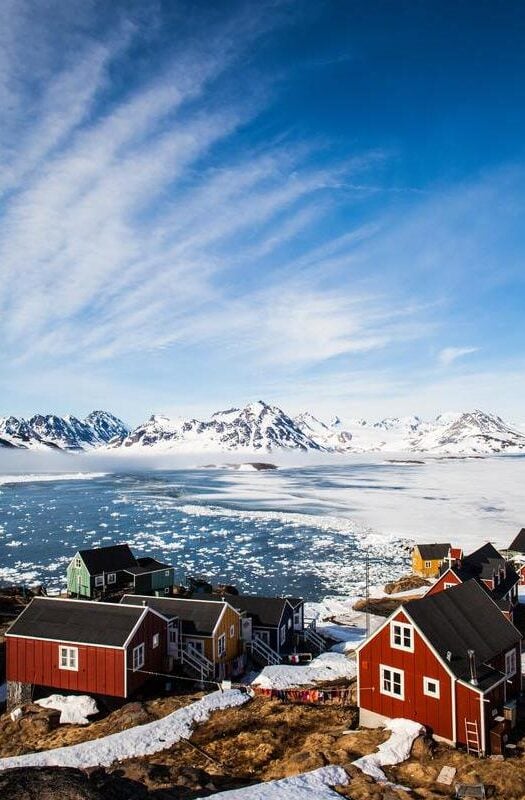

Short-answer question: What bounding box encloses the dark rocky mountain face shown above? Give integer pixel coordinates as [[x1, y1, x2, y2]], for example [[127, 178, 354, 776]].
[[0, 411, 128, 450]]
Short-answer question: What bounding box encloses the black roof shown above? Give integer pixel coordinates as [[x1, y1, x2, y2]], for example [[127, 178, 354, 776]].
[[417, 543, 451, 560], [6, 597, 145, 647], [78, 544, 137, 574], [224, 595, 290, 627], [120, 595, 225, 636], [445, 543, 519, 595], [509, 528, 525, 554], [124, 557, 172, 576], [285, 597, 304, 609], [405, 580, 521, 690]]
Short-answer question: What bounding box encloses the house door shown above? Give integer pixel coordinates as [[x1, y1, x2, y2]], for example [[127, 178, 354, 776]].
[[187, 640, 204, 656], [168, 623, 178, 657]]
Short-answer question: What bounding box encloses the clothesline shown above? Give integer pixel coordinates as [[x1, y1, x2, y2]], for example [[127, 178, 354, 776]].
[[252, 686, 354, 705]]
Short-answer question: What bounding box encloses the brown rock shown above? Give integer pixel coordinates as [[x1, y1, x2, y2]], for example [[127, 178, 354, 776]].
[[410, 733, 436, 760]]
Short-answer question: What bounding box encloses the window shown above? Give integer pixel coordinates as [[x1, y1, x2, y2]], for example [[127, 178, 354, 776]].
[[444, 582, 456, 590], [59, 645, 78, 671], [424, 560, 432, 568], [132, 643, 145, 671], [164, 570, 170, 576], [380, 665, 404, 700], [279, 624, 286, 645], [423, 676, 440, 698], [218, 633, 226, 657], [74, 556, 81, 568], [152, 633, 160, 649], [94, 575, 104, 587], [390, 622, 413, 652], [229, 624, 235, 638], [505, 649, 517, 678], [107, 572, 116, 584], [287, 618, 292, 629], [164, 587, 170, 595], [294, 611, 302, 628]]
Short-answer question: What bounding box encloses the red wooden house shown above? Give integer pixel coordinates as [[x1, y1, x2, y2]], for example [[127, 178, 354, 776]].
[[5, 597, 168, 702], [425, 543, 519, 621], [357, 580, 522, 755]]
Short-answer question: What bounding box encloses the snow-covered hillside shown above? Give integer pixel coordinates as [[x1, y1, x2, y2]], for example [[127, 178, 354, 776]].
[[300, 409, 525, 455], [0, 411, 128, 451]]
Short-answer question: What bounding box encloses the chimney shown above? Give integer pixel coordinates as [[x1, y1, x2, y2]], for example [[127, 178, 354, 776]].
[[467, 649, 478, 686]]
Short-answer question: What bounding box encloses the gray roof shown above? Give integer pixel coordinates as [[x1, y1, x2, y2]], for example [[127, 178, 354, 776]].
[[416, 543, 451, 560], [120, 595, 225, 636], [508, 528, 525, 553], [405, 580, 521, 690], [123, 557, 173, 576], [6, 597, 145, 647], [78, 544, 136, 574], [224, 595, 289, 627]]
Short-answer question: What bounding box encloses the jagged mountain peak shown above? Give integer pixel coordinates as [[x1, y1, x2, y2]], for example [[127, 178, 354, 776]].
[[0, 410, 128, 451]]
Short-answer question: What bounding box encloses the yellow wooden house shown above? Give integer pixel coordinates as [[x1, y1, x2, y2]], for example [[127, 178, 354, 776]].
[[411, 543, 451, 577]]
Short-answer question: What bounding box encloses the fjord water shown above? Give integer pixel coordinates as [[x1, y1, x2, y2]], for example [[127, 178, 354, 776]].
[[1, 457, 524, 600]]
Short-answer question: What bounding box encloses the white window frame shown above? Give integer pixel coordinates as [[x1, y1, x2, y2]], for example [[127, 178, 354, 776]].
[[152, 633, 160, 649], [59, 645, 78, 671], [107, 572, 116, 585], [423, 676, 440, 698], [505, 648, 517, 678], [218, 633, 226, 657], [380, 664, 404, 700], [132, 643, 145, 671], [164, 570, 170, 576], [444, 582, 456, 590], [74, 556, 82, 568], [229, 624, 235, 638], [293, 611, 302, 628], [94, 575, 104, 587], [390, 621, 414, 652], [279, 624, 286, 646]]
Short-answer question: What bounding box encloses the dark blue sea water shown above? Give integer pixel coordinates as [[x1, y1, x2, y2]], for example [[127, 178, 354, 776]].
[[0, 466, 412, 600]]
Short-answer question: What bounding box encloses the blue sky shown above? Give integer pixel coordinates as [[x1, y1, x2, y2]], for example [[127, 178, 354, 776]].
[[1, 0, 525, 425]]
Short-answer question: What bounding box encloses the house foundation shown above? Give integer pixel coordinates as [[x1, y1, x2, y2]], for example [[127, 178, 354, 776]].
[[7, 680, 32, 710]]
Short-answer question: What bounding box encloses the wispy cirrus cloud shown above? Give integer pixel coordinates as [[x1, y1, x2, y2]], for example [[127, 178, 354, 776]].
[[2, 1, 524, 421], [438, 346, 479, 367]]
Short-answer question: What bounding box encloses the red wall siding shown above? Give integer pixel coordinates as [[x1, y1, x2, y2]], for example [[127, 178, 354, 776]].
[[425, 571, 461, 597], [6, 636, 125, 697], [455, 681, 482, 747], [126, 611, 167, 695], [359, 611, 454, 741]]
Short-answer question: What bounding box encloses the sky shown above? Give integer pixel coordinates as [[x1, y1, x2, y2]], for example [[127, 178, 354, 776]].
[[1, 0, 525, 426]]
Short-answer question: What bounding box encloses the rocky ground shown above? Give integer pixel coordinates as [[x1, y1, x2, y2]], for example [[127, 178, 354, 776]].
[[2, 693, 525, 799]]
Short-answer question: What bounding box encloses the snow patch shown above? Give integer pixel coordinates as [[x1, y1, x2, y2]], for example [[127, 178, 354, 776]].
[[352, 718, 423, 782], [212, 765, 349, 798], [35, 694, 98, 725], [252, 652, 355, 690], [0, 689, 249, 771]]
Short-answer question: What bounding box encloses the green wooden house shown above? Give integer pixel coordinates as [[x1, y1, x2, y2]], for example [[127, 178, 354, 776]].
[[66, 544, 175, 599]]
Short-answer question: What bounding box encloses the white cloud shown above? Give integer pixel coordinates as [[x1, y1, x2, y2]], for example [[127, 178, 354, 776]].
[[438, 346, 479, 367]]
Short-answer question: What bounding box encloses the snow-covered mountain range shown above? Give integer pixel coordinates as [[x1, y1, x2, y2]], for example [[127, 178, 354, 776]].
[[0, 411, 128, 450], [117, 402, 525, 456], [2, 402, 524, 455]]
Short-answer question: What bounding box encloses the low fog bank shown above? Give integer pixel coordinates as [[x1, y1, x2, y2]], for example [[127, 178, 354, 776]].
[[0, 447, 356, 476]]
